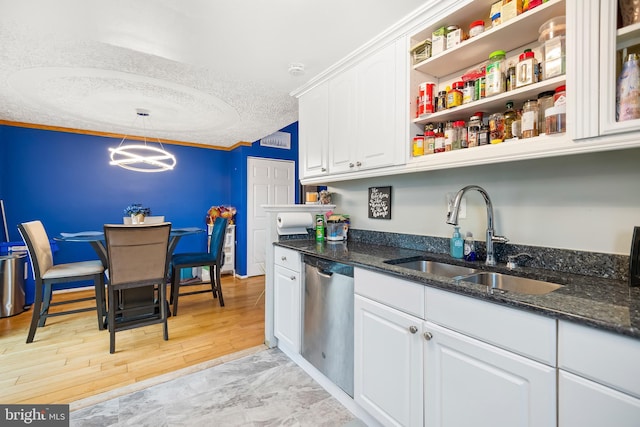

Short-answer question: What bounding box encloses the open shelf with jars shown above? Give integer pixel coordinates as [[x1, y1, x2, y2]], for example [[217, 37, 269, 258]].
[[408, 0, 569, 167], [412, 0, 566, 79]]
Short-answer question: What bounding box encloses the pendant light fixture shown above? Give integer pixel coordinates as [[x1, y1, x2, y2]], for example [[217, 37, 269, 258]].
[[109, 109, 177, 172]]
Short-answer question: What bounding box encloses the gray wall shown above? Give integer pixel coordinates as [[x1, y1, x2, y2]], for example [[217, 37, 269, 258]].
[[329, 147, 640, 255]]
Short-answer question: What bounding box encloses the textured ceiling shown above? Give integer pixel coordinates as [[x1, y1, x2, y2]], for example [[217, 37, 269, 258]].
[[0, 0, 427, 148]]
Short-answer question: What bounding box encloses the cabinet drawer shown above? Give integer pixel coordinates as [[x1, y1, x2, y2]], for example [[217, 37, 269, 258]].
[[274, 246, 301, 272], [354, 268, 425, 319], [559, 320, 640, 399], [426, 287, 556, 366]]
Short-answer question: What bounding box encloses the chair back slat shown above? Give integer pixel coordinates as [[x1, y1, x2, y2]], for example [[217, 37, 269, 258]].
[[18, 220, 53, 279], [104, 223, 171, 286], [209, 217, 229, 261]]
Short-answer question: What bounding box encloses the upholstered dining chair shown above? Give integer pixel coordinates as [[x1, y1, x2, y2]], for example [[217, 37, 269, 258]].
[[170, 216, 228, 316], [103, 222, 171, 353], [18, 220, 106, 344]]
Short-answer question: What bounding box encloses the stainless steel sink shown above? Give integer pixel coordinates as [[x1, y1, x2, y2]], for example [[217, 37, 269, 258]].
[[456, 272, 563, 295], [384, 257, 478, 278]]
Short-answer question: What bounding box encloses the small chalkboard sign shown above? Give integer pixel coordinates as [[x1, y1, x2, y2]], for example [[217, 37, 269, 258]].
[[368, 186, 392, 219]]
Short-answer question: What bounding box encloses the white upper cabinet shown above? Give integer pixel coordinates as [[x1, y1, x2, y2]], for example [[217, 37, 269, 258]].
[[298, 81, 329, 179], [329, 39, 407, 175], [296, 0, 640, 184], [597, 0, 640, 138]]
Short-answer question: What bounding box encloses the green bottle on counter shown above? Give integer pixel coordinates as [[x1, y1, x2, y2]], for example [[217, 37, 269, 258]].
[[315, 214, 325, 242]]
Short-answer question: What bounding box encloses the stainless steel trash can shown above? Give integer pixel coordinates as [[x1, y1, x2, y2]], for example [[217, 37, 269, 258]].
[[0, 253, 26, 317]]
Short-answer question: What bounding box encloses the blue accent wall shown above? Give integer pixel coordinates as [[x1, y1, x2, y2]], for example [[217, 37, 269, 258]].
[[0, 122, 298, 290]]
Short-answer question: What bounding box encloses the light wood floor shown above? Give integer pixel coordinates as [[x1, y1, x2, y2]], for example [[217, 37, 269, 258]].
[[0, 275, 266, 404]]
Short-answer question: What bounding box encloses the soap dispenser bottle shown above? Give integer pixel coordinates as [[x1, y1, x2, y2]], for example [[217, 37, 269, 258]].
[[450, 227, 464, 259]]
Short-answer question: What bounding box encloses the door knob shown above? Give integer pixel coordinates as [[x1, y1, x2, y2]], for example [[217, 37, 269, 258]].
[[409, 326, 418, 334], [349, 163, 355, 168], [423, 331, 433, 340], [356, 161, 362, 167]]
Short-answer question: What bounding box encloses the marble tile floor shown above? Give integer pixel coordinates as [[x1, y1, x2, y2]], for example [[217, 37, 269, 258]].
[[70, 347, 366, 427]]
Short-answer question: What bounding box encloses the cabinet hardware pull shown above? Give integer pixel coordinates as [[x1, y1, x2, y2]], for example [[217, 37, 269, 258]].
[[290, 276, 296, 281], [349, 163, 355, 168], [321, 167, 326, 172], [409, 326, 418, 334], [356, 161, 362, 167], [281, 256, 287, 261], [423, 331, 433, 340]]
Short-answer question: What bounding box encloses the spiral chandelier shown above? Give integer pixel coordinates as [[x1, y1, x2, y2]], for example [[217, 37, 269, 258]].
[[109, 109, 177, 172]]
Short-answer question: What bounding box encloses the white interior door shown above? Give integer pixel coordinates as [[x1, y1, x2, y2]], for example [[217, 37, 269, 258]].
[[247, 157, 295, 277]]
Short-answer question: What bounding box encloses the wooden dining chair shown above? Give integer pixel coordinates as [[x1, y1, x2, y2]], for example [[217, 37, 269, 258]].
[[18, 220, 106, 344], [103, 222, 171, 353], [170, 217, 228, 316]]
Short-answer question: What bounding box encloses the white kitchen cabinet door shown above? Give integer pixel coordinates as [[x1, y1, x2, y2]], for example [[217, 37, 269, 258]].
[[328, 66, 358, 174], [298, 81, 329, 179], [354, 295, 423, 427], [356, 38, 405, 171], [328, 39, 406, 175], [273, 264, 301, 353], [424, 321, 556, 427], [559, 370, 640, 427]]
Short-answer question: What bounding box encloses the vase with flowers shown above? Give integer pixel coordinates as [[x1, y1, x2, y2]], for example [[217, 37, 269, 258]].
[[124, 203, 151, 224]]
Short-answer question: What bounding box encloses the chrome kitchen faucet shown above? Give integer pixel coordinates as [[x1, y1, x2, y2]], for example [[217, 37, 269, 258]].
[[447, 185, 508, 266]]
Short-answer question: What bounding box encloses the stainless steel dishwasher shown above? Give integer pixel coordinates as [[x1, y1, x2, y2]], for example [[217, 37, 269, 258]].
[[302, 254, 354, 397]]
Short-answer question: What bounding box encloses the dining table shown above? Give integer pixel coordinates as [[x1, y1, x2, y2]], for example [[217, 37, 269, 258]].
[[55, 226, 205, 268], [55, 226, 205, 320]]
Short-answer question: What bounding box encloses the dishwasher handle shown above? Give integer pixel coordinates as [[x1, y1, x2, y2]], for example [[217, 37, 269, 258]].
[[316, 269, 333, 279]]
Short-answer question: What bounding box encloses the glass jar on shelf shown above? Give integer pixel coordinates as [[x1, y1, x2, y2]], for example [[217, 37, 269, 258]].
[[503, 101, 517, 140], [537, 91, 555, 135], [424, 124, 436, 155], [444, 121, 454, 151], [489, 112, 505, 144], [467, 113, 483, 147], [486, 50, 507, 97], [521, 99, 539, 138]]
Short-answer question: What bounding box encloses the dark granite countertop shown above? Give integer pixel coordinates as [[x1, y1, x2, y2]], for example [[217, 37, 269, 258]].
[[275, 239, 640, 340]]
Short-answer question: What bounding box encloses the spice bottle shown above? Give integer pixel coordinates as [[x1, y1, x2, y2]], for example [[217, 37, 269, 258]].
[[489, 112, 505, 144], [424, 124, 436, 154], [516, 49, 537, 88], [506, 64, 517, 91], [521, 99, 539, 138], [436, 90, 447, 111], [412, 134, 425, 157], [479, 123, 490, 145], [463, 80, 476, 104], [467, 114, 483, 147], [444, 121, 454, 151], [503, 101, 517, 140], [475, 70, 486, 100], [447, 82, 463, 108], [434, 123, 446, 153], [452, 120, 467, 150]]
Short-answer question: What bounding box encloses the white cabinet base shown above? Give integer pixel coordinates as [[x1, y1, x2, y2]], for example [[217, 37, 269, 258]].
[[424, 321, 557, 427], [559, 370, 640, 427], [354, 295, 424, 427]]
